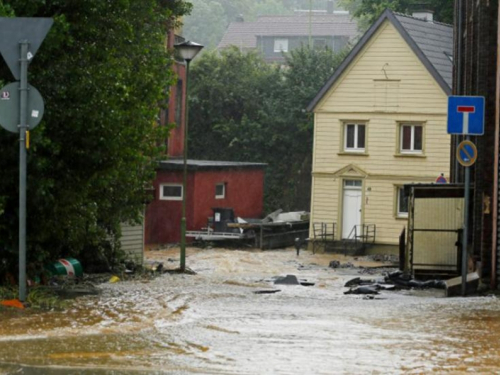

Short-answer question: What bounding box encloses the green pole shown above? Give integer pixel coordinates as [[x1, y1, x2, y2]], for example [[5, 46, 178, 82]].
[[180, 59, 191, 272], [461, 136, 471, 296], [19, 40, 29, 301]]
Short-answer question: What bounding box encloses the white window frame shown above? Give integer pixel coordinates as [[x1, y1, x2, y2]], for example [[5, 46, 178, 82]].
[[215, 183, 226, 199], [344, 123, 366, 153], [274, 38, 288, 52], [400, 124, 423, 154], [344, 179, 362, 189], [397, 186, 409, 218], [160, 183, 183, 201]]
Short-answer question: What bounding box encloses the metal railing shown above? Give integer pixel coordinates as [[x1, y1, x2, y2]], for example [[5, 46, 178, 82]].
[[342, 224, 376, 255], [311, 222, 336, 253]]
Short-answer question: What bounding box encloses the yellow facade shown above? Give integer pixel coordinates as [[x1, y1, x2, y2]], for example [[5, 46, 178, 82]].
[[310, 20, 450, 246]]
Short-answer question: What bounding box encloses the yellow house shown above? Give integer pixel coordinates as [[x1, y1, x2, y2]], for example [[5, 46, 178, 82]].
[[307, 10, 453, 253]]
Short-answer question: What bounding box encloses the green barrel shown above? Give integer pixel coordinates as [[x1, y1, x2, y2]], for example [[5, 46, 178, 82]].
[[45, 258, 83, 277]]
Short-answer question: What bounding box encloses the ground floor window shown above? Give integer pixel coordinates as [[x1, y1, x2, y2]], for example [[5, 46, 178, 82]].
[[397, 186, 409, 217], [160, 184, 183, 201]]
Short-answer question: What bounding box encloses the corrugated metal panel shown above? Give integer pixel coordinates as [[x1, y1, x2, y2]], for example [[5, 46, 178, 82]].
[[414, 198, 464, 230], [120, 218, 144, 264], [413, 198, 463, 271]]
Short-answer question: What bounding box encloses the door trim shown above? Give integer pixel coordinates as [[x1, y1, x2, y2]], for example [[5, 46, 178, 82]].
[[339, 178, 365, 239]]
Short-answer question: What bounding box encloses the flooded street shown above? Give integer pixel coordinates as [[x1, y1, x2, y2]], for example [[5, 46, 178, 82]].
[[1, 248, 500, 374]]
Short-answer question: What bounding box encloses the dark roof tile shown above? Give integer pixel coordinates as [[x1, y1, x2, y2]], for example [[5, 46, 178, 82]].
[[218, 14, 358, 49]]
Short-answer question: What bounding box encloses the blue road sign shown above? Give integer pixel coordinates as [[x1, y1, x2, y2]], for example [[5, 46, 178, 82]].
[[457, 140, 477, 167], [447, 96, 485, 135]]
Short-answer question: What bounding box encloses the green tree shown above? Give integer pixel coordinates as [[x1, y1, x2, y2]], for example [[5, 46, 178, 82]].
[[338, 0, 454, 30], [0, 0, 191, 278], [182, 0, 228, 49], [188, 45, 348, 212]]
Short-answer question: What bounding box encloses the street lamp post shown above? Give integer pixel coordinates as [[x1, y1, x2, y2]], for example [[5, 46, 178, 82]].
[[174, 40, 203, 272]]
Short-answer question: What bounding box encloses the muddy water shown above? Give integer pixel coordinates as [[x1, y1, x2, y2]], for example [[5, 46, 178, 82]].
[[1, 248, 500, 374]]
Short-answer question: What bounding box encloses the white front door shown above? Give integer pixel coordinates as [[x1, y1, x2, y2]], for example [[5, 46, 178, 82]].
[[342, 180, 362, 239]]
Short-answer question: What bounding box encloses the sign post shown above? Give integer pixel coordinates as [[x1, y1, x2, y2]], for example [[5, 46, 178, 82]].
[[0, 18, 53, 302], [448, 96, 485, 297]]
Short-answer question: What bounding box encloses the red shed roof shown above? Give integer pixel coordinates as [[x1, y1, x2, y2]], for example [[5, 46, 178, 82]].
[[158, 159, 267, 171]]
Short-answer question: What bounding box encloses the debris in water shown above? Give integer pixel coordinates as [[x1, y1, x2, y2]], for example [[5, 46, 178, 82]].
[[445, 272, 480, 297], [329, 261, 354, 269], [109, 276, 120, 283], [274, 275, 300, 285], [329, 260, 340, 268], [344, 286, 379, 295], [385, 271, 446, 290], [300, 281, 315, 287], [0, 299, 25, 309], [254, 290, 281, 294]]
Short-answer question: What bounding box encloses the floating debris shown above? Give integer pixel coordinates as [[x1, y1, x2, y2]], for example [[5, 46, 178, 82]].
[[109, 276, 120, 283], [274, 275, 300, 285], [254, 290, 281, 294], [344, 286, 379, 295], [0, 299, 25, 309]]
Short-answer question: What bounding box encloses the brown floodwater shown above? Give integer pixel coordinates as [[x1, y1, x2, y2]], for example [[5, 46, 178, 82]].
[[1, 248, 500, 374]]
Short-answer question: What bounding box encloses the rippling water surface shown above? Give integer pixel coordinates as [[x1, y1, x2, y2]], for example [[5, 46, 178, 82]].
[[1, 248, 500, 374]]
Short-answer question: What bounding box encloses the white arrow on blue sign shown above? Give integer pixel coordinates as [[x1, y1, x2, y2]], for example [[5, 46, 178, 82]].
[[447, 96, 485, 135]]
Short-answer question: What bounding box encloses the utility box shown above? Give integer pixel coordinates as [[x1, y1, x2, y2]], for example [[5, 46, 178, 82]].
[[405, 184, 466, 278], [212, 207, 236, 233]]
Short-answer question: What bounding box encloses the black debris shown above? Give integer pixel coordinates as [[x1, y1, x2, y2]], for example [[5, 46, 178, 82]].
[[344, 286, 379, 295], [254, 290, 281, 294], [274, 275, 300, 285]]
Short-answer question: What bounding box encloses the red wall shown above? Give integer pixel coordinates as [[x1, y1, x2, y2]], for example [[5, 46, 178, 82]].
[[192, 169, 265, 231], [145, 168, 265, 245], [164, 30, 187, 158], [166, 62, 186, 158]]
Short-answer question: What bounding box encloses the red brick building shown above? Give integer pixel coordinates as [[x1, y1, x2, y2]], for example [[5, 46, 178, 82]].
[[144, 31, 266, 246]]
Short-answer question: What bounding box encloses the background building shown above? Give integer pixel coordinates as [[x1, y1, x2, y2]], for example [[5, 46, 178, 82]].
[[218, 6, 358, 64]]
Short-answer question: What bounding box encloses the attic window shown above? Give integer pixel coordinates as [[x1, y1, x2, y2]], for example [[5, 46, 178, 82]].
[[274, 38, 288, 52]]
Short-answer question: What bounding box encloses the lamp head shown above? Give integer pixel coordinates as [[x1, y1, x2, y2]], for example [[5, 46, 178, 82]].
[[174, 40, 204, 62]]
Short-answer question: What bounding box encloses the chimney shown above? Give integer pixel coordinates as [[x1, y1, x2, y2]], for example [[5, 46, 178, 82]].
[[236, 14, 244, 22], [327, 0, 334, 14], [412, 10, 434, 22]]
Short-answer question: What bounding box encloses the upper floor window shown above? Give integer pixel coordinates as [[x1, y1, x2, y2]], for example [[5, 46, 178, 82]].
[[313, 38, 327, 50], [400, 124, 423, 154], [344, 123, 366, 152], [274, 38, 288, 52], [215, 183, 226, 199], [160, 184, 183, 201]]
